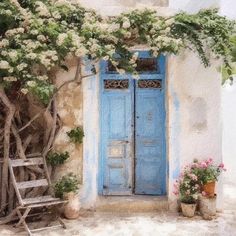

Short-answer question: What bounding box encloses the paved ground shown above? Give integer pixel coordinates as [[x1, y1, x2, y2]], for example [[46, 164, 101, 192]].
[[0, 177, 235, 236]]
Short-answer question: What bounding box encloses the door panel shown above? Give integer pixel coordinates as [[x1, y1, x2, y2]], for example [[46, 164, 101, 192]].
[[135, 79, 166, 195], [100, 53, 166, 196], [101, 78, 133, 195]]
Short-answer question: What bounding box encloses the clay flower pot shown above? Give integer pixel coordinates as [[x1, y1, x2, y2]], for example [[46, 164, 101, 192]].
[[181, 202, 197, 217], [203, 181, 215, 197], [63, 192, 80, 219]]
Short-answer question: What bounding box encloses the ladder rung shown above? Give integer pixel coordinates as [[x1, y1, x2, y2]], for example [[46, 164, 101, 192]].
[[16, 179, 48, 189]]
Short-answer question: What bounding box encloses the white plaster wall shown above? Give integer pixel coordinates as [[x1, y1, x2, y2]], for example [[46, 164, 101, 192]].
[[76, 0, 168, 15], [220, 0, 236, 19], [169, 0, 220, 12], [222, 80, 236, 184], [167, 51, 222, 210]]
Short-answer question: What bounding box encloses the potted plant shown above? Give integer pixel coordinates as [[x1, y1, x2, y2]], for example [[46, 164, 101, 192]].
[[174, 167, 200, 217], [191, 158, 226, 197], [54, 173, 80, 219]]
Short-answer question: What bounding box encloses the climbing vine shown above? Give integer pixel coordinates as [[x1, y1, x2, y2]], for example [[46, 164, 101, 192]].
[[0, 0, 235, 216]]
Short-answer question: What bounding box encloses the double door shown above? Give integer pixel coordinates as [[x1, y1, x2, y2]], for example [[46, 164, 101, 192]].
[[100, 53, 166, 195]]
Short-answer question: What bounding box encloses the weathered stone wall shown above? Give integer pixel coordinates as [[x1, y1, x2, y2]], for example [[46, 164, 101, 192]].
[[54, 59, 83, 183]]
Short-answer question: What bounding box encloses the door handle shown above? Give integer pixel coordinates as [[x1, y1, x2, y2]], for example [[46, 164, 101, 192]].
[[125, 141, 129, 143]]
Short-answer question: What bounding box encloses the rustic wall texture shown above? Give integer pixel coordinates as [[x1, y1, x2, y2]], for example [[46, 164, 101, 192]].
[[54, 60, 83, 183], [54, 1, 223, 211]]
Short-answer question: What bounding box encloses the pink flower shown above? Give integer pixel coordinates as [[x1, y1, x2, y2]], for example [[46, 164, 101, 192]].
[[202, 191, 206, 196], [218, 163, 224, 168], [173, 190, 179, 196], [200, 161, 208, 168], [206, 158, 213, 165]]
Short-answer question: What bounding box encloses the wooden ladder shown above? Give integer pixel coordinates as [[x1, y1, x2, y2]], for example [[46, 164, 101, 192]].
[[8, 157, 67, 236]]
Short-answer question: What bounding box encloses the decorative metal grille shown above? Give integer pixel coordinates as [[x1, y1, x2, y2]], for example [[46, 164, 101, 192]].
[[138, 79, 162, 89], [104, 79, 129, 89]]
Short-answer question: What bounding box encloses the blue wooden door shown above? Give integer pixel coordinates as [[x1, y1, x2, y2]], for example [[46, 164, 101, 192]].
[[100, 52, 166, 196], [100, 61, 134, 195], [135, 52, 166, 195]]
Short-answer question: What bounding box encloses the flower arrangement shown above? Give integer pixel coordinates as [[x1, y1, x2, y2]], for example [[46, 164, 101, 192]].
[[174, 158, 226, 200], [174, 167, 200, 204], [191, 158, 226, 185]]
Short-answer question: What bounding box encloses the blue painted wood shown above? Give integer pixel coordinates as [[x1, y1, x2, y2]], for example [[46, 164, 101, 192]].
[[135, 52, 166, 195], [99, 51, 166, 196], [100, 60, 134, 195]]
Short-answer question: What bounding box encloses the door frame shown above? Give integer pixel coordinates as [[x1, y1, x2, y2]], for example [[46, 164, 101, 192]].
[[98, 51, 167, 195]]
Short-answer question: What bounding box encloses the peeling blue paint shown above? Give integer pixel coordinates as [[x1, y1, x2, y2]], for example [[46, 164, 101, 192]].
[[171, 87, 181, 179]]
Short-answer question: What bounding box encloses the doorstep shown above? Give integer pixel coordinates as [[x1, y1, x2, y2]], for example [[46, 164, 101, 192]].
[[95, 195, 169, 213]]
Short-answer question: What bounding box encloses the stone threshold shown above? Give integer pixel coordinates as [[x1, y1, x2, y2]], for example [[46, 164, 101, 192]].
[[95, 195, 169, 213]]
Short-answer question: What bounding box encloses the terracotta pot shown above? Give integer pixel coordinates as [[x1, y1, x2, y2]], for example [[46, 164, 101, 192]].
[[181, 202, 196, 217], [203, 182, 215, 197], [63, 192, 80, 219]]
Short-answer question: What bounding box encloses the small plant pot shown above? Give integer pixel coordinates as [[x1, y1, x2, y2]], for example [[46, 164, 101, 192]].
[[202, 182, 215, 197], [63, 192, 80, 219], [199, 194, 217, 217], [180, 202, 196, 218]]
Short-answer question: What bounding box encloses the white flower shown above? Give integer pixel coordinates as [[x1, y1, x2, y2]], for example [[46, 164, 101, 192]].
[[75, 47, 88, 57], [17, 63, 27, 71], [57, 33, 68, 46], [9, 51, 18, 61], [165, 18, 175, 26], [123, 20, 131, 29], [55, 0, 75, 10], [26, 53, 37, 60], [37, 75, 48, 81], [37, 35, 47, 42], [21, 88, 29, 94], [52, 11, 61, 19], [108, 23, 120, 32], [3, 76, 17, 82], [31, 29, 39, 35], [0, 39, 9, 48], [35, 1, 50, 17], [5, 10, 12, 16], [27, 81, 37, 87], [0, 60, 10, 69], [8, 67, 13, 73]]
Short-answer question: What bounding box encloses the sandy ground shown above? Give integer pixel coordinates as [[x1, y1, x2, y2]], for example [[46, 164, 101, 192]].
[[0, 177, 235, 236]]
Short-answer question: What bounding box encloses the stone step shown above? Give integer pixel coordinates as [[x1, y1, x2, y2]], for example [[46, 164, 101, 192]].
[[95, 196, 168, 213]]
